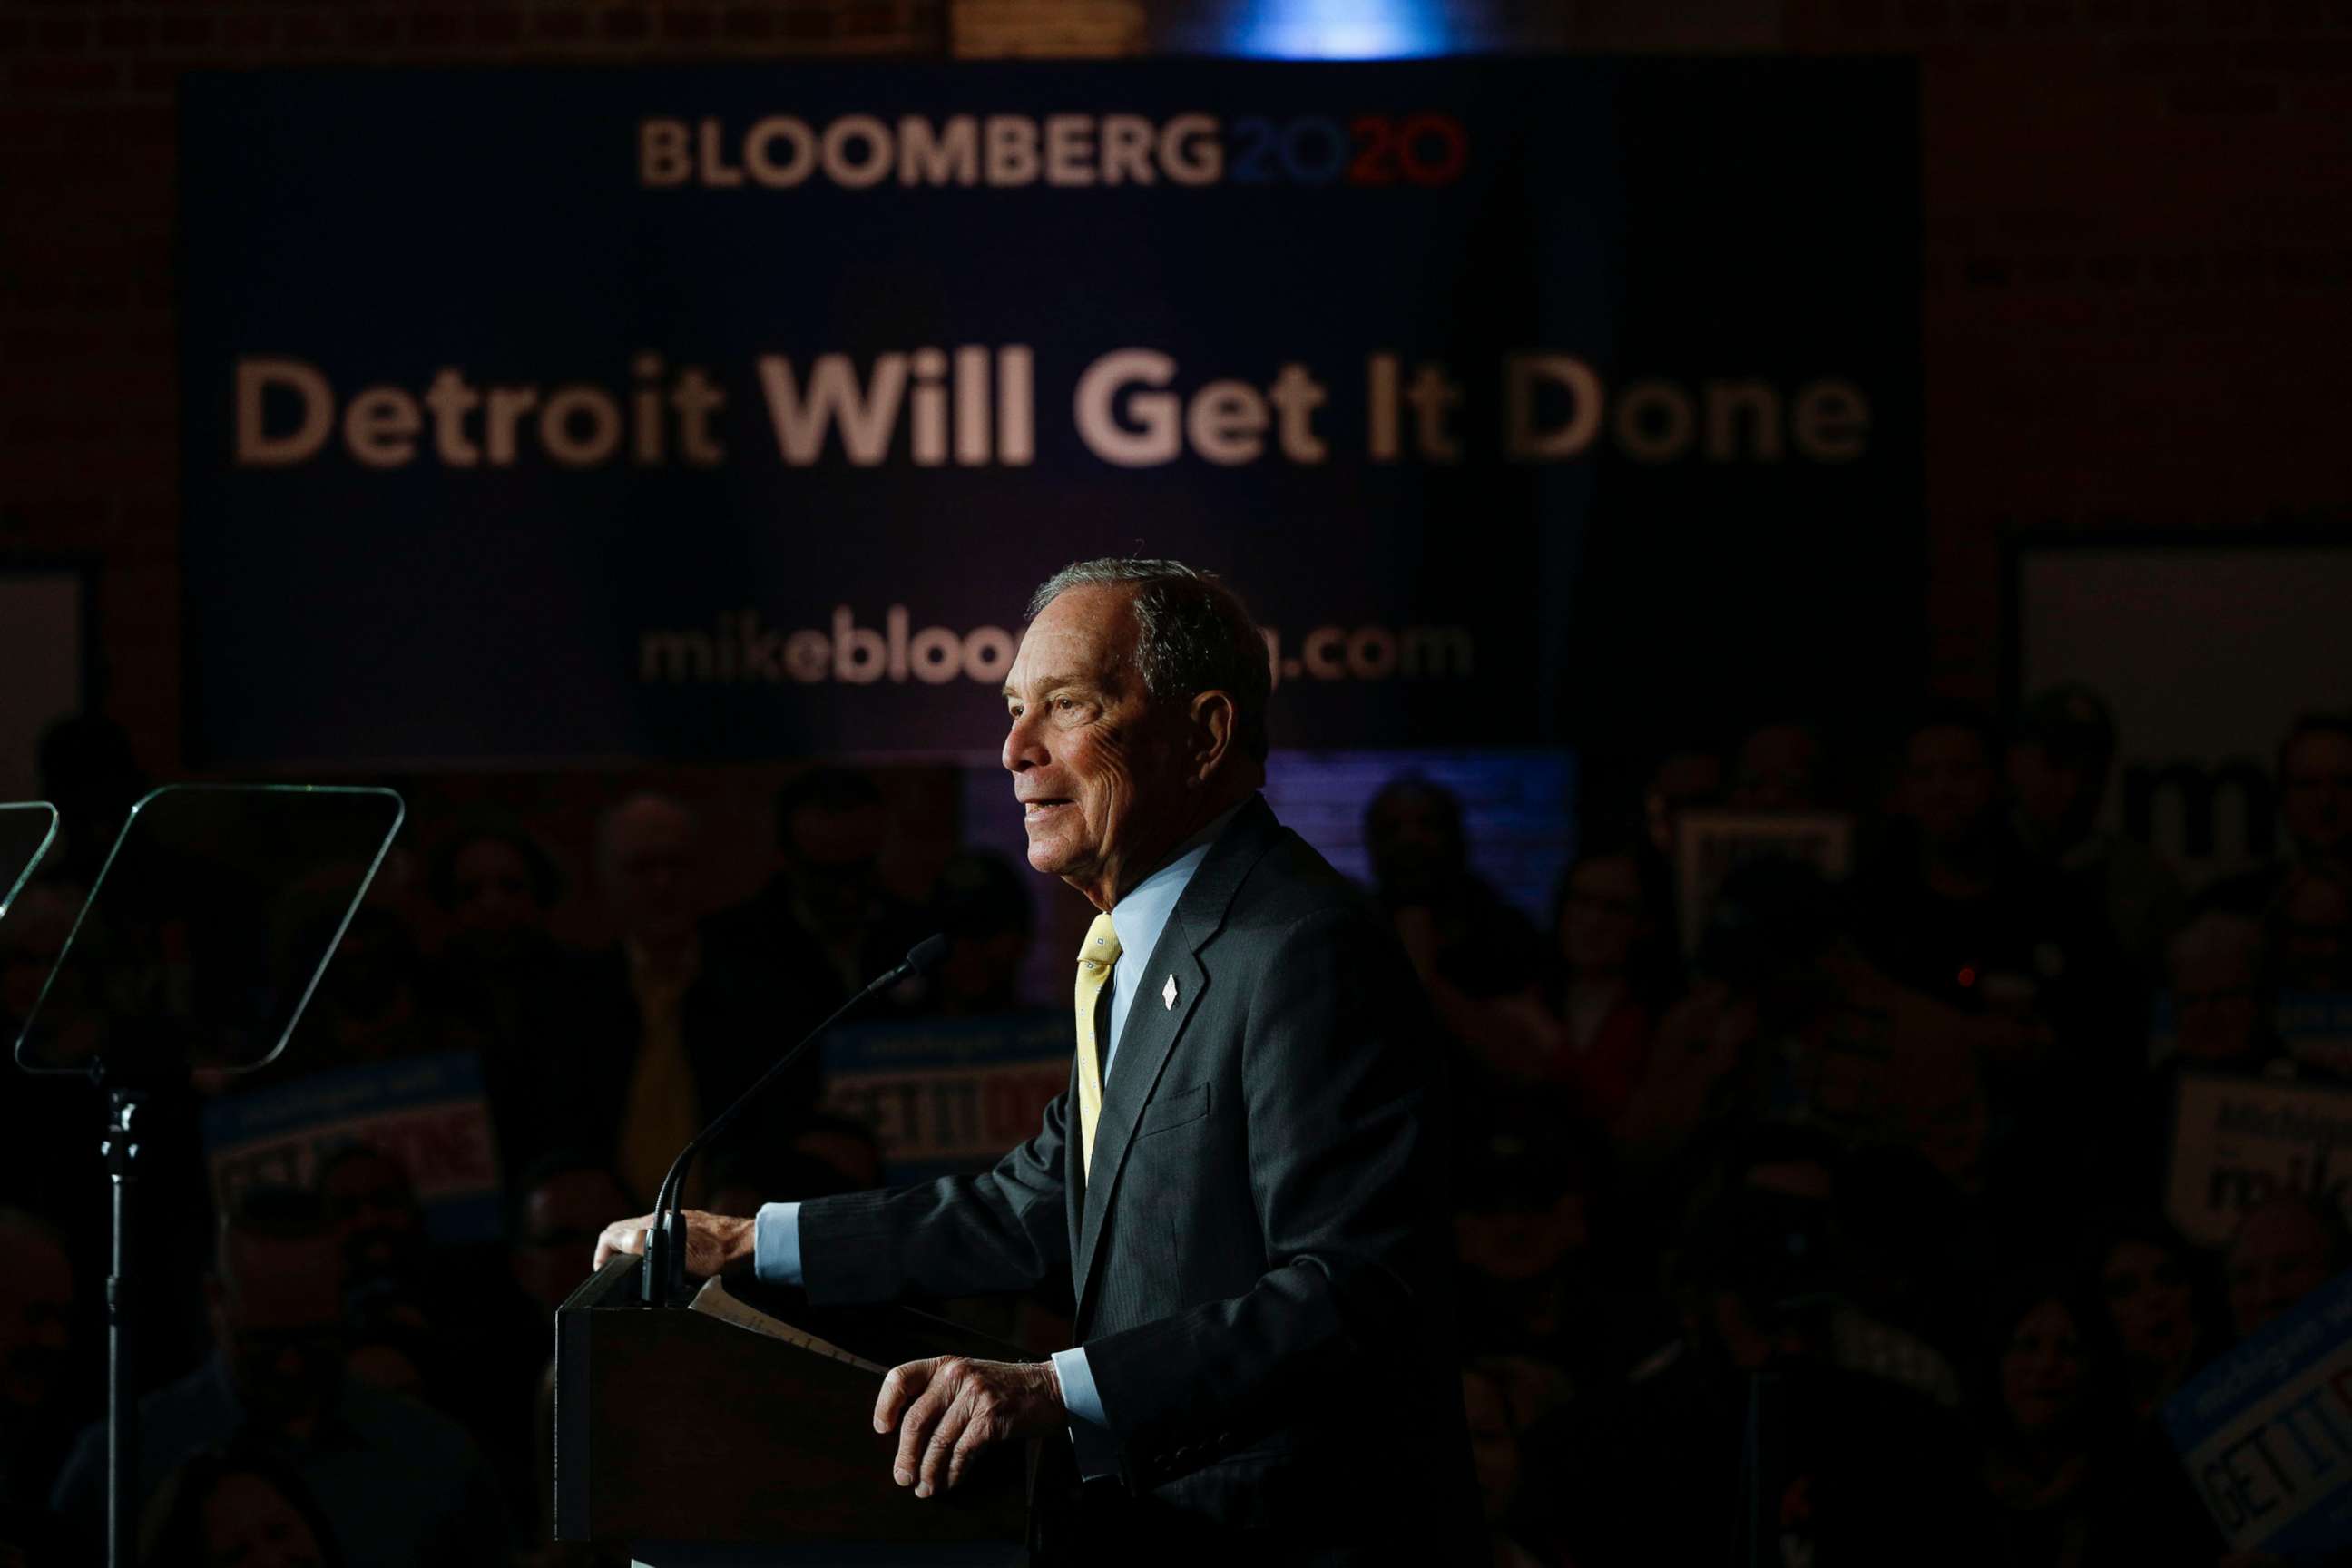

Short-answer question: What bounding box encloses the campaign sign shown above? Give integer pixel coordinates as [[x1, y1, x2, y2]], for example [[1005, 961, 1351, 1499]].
[[821, 1012, 1069, 1184], [2279, 995, 2352, 1079], [2164, 1266, 2352, 1557], [1671, 808, 1855, 958], [2168, 1073, 2352, 1249], [179, 61, 1919, 766], [201, 1051, 504, 1242]]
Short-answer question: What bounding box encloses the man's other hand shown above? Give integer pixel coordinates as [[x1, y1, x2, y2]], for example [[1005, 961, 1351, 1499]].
[[875, 1357, 1063, 1497], [591, 1210, 754, 1278]]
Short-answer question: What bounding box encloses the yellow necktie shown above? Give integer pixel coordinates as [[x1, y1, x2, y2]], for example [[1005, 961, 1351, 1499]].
[[1073, 912, 1121, 1177]]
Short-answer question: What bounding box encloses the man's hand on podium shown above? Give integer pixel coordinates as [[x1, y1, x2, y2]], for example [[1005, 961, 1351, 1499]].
[[876, 1356, 1063, 1499], [591, 1209, 755, 1278]]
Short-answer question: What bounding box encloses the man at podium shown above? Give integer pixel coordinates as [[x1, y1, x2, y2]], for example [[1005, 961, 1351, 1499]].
[[599, 559, 1477, 1563]]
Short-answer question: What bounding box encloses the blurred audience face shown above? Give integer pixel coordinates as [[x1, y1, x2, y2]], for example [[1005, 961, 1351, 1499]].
[[598, 795, 700, 949], [2274, 868, 2351, 993], [2227, 1195, 2343, 1338], [513, 1167, 633, 1316], [1559, 853, 1651, 978], [2101, 1240, 2197, 1379], [345, 1340, 425, 1401], [320, 1148, 425, 1287], [2281, 728, 2352, 863], [1730, 723, 1820, 812], [0, 1219, 71, 1416], [1461, 1369, 1521, 1527], [1644, 747, 1725, 857], [2006, 741, 2092, 844], [446, 835, 544, 955], [2168, 912, 2266, 1063], [1998, 1298, 2085, 1439], [315, 909, 416, 1031], [783, 796, 887, 936], [1364, 781, 1465, 903], [200, 1470, 328, 1568], [1903, 724, 1998, 850], [210, 1230, 346, 1436]]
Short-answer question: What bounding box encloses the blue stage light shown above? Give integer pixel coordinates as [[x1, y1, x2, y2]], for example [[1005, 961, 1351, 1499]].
[[1219, 0, 1460, 59]]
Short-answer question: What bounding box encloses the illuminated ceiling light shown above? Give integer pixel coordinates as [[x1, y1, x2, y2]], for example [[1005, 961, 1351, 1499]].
[[1215, 0, 1461, 59]]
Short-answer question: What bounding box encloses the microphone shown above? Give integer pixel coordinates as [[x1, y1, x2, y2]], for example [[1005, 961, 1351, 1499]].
[[642, 933, 949, 1306]]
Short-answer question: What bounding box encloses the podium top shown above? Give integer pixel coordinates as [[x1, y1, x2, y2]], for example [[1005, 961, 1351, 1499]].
[[12, 784, 404, 1077], [0, 803, 57, 925]]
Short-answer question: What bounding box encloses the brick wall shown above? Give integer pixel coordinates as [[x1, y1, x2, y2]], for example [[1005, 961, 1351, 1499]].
[[4, 0, 2347, 780]]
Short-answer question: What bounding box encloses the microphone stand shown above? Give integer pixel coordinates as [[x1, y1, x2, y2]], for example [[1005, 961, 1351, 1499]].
[[641, 935, 946, 1308], [98, 1070, 141, 1568]]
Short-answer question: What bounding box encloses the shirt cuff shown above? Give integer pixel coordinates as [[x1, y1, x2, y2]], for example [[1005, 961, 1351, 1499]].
[[753, 1201, 802, 1286], [1051, 1346, 1107, 1429]]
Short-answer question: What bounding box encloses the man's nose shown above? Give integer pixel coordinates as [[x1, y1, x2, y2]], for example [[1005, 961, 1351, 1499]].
[[1003, 713, 1044, 772]]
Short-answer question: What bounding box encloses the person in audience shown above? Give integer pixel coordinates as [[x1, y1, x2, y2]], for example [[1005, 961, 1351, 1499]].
[[1367, 777, 1549, 1134], [2223, 1190, 2350, 1340], [1367, 775, 1546, 1002], [923, 849, 1035, 1016], [509, 1156, 637, 1321], [1861, 705, 2088, 1011], [2268, 863, 2352, 995], [1451, 1123, 1589, 1371], [2006, 684, 2186, 985], [50, 1187, 507, 1568], [1543, 843, 1677, 1133], [2162, 910, 2279, 1072], [317, 1145, 427, 1309], [0, 1209, 78, 1566], [2087, 1216, 2220, 1422], [1971, 1282, 2171, 1568], [567, 793, 799, 1213], [292, 906, 449, 1068], [423, 816, 581, 1178], [1562, 1124, 1987, 1566], [1640, 739, 1725, 861], [1462, 1363, 1558, 1568], [138, 1444, 342, 1568], [2203, 710, 2352, 916], [703, 768, 930, 1015], [1728, 720, 1829, 812]]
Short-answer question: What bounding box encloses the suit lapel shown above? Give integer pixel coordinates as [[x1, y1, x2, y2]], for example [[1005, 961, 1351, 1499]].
[[1070, 796, 1282, 1322]]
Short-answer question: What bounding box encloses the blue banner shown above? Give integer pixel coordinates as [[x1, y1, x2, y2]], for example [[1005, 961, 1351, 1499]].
[[2164, 1266, 2352, 1559], [180, 61, 1919, 765], [201, 1051, 505, 1243]]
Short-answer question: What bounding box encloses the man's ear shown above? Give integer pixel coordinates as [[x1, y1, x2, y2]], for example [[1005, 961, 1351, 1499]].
[[1187, 690, 1237, 785]]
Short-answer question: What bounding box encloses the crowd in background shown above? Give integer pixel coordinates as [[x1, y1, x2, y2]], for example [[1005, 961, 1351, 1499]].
[[1, 692, 2349, 1566]]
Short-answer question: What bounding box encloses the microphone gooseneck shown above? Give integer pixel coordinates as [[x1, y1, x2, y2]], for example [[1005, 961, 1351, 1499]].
[[642, 933, 948, 1305]]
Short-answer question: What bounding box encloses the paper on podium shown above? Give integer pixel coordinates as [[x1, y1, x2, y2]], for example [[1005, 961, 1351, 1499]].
[[688, 1278, 887, 1375]]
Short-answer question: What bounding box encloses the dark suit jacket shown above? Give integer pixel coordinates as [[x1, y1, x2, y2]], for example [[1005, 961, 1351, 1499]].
[[798, 797, 1478, 1561]]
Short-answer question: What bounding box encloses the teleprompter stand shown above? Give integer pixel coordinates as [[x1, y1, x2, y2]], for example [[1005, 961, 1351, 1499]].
[[7, 786, 405, 1568]]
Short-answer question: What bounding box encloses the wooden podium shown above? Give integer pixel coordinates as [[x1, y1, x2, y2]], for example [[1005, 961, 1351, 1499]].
[[554, 1257, 1034, 1565]]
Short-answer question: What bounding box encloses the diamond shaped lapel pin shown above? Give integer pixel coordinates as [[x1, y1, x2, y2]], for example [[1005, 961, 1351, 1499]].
[[1162, 973, 1178, 1010]]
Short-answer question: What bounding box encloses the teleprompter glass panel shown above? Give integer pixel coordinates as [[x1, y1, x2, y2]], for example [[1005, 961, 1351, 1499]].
[[0, 803, 57, 925], [11, 785, 404, 1077]]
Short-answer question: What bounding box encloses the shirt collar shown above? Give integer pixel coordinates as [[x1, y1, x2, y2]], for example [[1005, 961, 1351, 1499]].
[[1108, 799, 1250, 965]]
